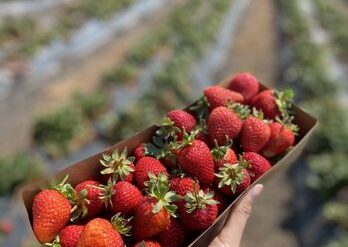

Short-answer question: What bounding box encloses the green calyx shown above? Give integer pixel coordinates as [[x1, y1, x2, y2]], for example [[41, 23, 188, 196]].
[[184, 189, 218, 214], [97, 179, 115, 207], [211, 140, 233, 162], [189, 96, 210, 121], [144, 173, 180, 217], [215, 163, 246, 194], [110, 213, 133, 237], [100, 148, 135, 182], [43, 236, 61, 247], [226, 102, 251, 120]]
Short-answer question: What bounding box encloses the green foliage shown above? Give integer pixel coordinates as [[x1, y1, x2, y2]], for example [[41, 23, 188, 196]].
[[0, 17, 36, 44], [327, 236, 348, 247], [102, 63, 137, 85], [324, 201, 348, 230], [74, 91, 108, 119], [313, 0, 348, 60], [0, 153, 45, 195]]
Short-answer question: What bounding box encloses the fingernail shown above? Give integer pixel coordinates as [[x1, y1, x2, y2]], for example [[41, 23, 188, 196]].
[[249, 184, 263, 203]]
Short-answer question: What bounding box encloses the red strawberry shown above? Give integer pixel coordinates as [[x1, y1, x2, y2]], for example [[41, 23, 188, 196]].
[[251, 89, 294, 119], [167, 109, 197, 135], [99, 149, 135, 183], [104, 181, 143, 215], [228, 72, 259, 103], [76, 218, 124, 247], [134, 240, 161, 247], [201, 185, 228, 213], [134, 144, 146, 161], [133, 173, 177, 241], [240, 116, 271, 153], [211, 143, 238, 170], [215, 164, 251, 196], [179, 190, 218, 231], [135, 157, 167, 189], [261, 122, 296, 157], [158, 219, 187, 247], [176, 139, 215, 184], [33, 189, 71, 243], [59, 225, 84, 247], [0, 219, 13, 235], [208, 106, 243, 145], [170, 177, 200, 203], [243, 152, 271, 182], [204, 86, 244, 110], [75, 180, 104, 218]]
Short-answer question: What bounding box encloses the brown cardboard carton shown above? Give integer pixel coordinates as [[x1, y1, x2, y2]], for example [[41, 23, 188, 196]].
[[21, 75, 317, 246]]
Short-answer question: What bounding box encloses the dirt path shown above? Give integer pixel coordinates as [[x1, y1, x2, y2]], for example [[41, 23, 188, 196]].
[[216, 0, 278, 86], [0, 0, 185, 155]]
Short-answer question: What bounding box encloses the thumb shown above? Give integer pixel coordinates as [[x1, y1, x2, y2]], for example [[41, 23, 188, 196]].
[[209, 184, 263, 247]]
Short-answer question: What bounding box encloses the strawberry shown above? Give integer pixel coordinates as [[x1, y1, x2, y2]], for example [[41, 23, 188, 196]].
[[179, 190, 218, 231], [99, 148, 135, 183], [134, 144, 146, 161], [207, 106, 243, 145], [76, 218, 124, 247], [240, 115, 271, 153], [100, 181, 143, 215], [201, 185, 228, 213], [204, 86, 244, 110], [158, 219, 187, 247], [33, 189, 71, 243], [170, 177, 200, 197], [0, 219, 13, 235], [176, 139, 215, 184], [167, 109, 197, 136], [134, 240, 161, 247], [251, 89, 294, 119], [215, 163, 251, 196], [75, 180, 104, 218], [228, 72, 259, 103], [133, 173, 178, 241], [243, 152, 271, 182], [211, 142, 238, 170], [261, 121, 296, 157], [59, 225, 84, 247], [135, 157, 167, 189]]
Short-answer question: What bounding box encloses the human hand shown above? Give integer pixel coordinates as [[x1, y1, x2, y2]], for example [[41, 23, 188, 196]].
[[209, 184, 264, 247]]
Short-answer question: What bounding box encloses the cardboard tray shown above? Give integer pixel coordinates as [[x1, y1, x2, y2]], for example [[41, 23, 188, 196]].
[[21, 75, 317, 246]]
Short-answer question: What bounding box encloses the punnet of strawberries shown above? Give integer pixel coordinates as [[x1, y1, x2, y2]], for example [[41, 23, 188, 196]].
[[31, 73, 299, 247]]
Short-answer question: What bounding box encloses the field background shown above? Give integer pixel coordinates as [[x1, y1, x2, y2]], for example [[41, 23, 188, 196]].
[[0, 0, 347, 246]]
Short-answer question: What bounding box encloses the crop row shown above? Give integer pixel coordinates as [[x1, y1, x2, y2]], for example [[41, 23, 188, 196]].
[[0, 0, 135, 59], [278, 0, 348, 246]]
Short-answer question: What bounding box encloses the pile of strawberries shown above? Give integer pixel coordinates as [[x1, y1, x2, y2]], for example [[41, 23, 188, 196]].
[[31, 73, 299, 247]]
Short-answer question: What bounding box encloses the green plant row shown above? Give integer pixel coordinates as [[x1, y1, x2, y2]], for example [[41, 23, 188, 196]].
[[0, 0, 136, 59], [313, 0, 348, 60], [278, 0, 348, 245]]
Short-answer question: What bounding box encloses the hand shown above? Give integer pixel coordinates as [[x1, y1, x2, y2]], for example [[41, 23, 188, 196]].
[[209, 184, 264, 247]]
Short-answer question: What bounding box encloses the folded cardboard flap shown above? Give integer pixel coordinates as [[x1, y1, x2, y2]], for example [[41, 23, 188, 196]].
[[21, 75, 317, 246]]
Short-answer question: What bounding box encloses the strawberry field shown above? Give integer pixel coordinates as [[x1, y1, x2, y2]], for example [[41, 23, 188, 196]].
[[0, 0, 348, 246]]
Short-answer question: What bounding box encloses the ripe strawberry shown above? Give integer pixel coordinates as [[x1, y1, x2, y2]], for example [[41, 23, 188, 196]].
[[75, 180, 104, 218], [170, 177, 200, 196], [134, 144, 146, 161], [204, 86, 244, 110], [135, 157, 167, 189], [251, 89, 294, 119], [240, 116, 271, 153], [228, 72, 259, 103], [99, 148, 135, 183], [176, 139, 215, 184], [167, 109, 197, 135], [33, 189, 71, 243], [215, 163, 251, 196], [134, 240, 161, 247], [208, 106, 243, 145], [76, 218, 124, 247], [179, 190, 218, 231], [133, 173, 178, 241], [201, 185, 228, 213], [100, 181, 142, 215], [0, 219, 13, 235], [211, 143, 238, 170], [158, 219, 187, 247], [261, 122, 296, 157], [59, 225, 84, 247], [243, 152, 271, 182]]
